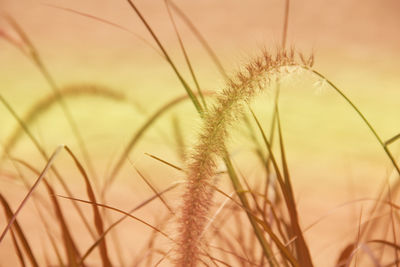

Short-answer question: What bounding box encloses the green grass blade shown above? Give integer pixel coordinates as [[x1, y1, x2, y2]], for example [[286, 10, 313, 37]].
[[164, 0, 207, 109], [167, 0, 228, 79], [385, 133, 400, 146], [310, 69, 400, 176], [105, 92, 213, 190], [124, 0, 203, 115]]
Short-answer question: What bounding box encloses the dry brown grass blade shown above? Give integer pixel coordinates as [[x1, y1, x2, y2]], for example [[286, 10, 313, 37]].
[[0, 194, 39, 267], [0, 93, 97, 239], [64, 146, 112, 267], [56, 195, 173, 241], [9, 227, 26, 267], [250, 107, 313, 266], [0, 145, 64, 243], [8, 151, 85, 267], [8, 156, 66, 267], [209, 245, 259, 266], [223, 154, 281, 266], [254, 216, 300, 266], [234, 176, 260, 262], [153, 249, 173, 267], [43, 4, 162, 57], [144, 152, 183, 171], [43, 225, 66, 267], [133, 166, 175, 214], [208, 171, 292, 265], [335, 243, 356, 267], [366, 240, 400, 267], [386, 179, 399, 265], [368, 240, 400, 251], [201, 254, 231, 267], [255, 193, 290, 248], [240, 175, 290, 266], [79, 182, 181, 263], [44, 180, 82, 267], [275, 101, 313, 266]]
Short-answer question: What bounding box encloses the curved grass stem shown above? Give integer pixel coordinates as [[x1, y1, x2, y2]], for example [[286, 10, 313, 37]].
[[310, 69, 400, 177]]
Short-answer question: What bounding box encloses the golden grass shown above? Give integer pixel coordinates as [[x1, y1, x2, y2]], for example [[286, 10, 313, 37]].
[[1, 1, 400, 267]]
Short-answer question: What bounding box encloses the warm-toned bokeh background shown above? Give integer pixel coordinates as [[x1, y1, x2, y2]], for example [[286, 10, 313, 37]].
[[1, 0, 400, 266]]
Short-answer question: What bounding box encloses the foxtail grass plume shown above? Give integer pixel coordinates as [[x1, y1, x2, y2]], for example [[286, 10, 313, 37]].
[[177, 48, 313, 266]]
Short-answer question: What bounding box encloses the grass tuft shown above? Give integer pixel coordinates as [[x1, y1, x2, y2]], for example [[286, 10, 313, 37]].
[[1, 2, 399, 266]]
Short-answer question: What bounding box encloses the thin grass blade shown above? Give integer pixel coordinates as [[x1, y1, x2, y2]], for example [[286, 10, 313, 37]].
[[79, 182, 180, 263], [275, 99, 313, 266], [10, 227, 27, 267], [0, 194, 39, 267], [0, 93, 97, 238], [164, 0, 207, 108], [124, 0, 203, 114], [105, 92, 213, 190], [223, 153, 280, 266], [0, 145, 64, 243], [64, 146, 112, 267], [133, 166, 174, 214], [42, 4, 162, 57], [167, 0, 227, 79]]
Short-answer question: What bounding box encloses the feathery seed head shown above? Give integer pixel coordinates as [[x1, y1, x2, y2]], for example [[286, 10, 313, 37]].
[[176, 48, 312, 266]]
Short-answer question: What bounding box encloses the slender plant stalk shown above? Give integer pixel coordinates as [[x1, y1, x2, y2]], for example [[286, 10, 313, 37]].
[[164, 0, 207, 109], [124, 0, 203, 115], [167, 0, 228, 80], [310, 69, 400, 176]]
